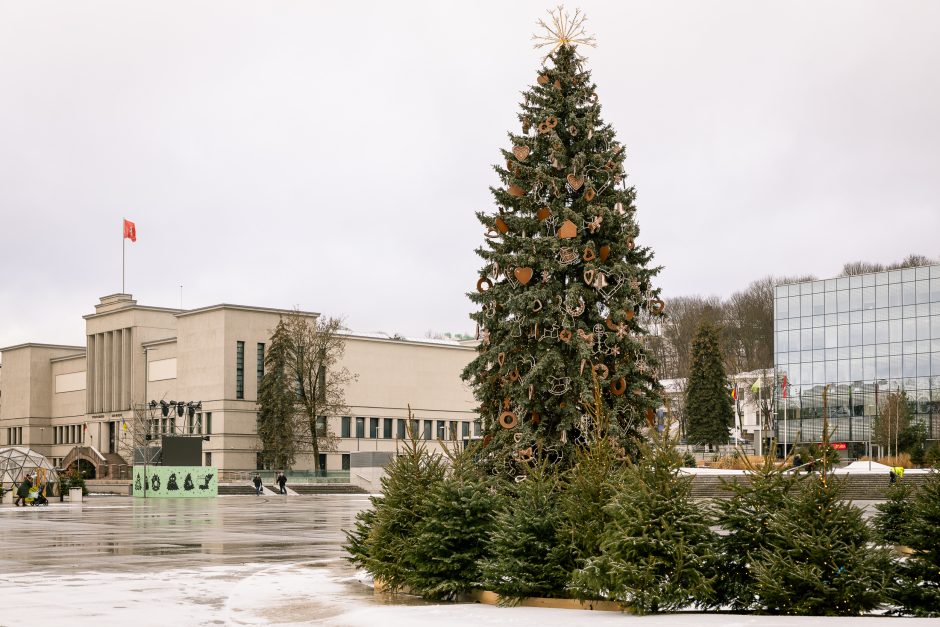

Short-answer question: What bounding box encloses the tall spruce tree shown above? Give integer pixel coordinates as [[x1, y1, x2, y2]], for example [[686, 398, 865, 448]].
[[257, 320, 299, 469], [891, 471, 940, 616], [462, 16, 663, 465], [685, 322, 734, 448]]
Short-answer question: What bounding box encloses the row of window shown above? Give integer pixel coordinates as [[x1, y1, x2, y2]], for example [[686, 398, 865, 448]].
[[53, 424, 86, 444], [235, 341, 267, 400], [775, 266, 940, 299], [779, 353, 940, 385], [778, 304, 940, 333], [5, 427, 23, 445], [777, 319, 940, 353], [777, 280, 940, 319], [338, 416, 482, 440]]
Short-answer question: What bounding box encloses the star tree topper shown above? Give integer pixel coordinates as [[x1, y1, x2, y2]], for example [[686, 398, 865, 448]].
[[532, 5, 597, 60]]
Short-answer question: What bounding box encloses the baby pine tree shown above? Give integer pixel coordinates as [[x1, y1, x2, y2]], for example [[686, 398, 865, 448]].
[[570, 431, 717, 613], [891, 471, 940, 616], [872, 482, 914, 546]]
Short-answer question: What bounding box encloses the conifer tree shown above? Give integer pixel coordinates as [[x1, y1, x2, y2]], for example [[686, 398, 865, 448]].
[[685, 322, 734, 448], [714, 453, 801, 610], [891, 471, 940, 616], [342, 420, 446, 592], [405, 447, 502, 600], [257, 320, 299, 469], [872, 482, 914, 546], [480, 461, 569, 603], [462, 9, 664, 465], [751, 473, 892, 615], [570, 431, 717, 613]]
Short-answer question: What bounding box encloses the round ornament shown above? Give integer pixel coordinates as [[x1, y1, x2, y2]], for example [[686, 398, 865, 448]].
[[650, 298, 666, 315], [546, 115, 558, 128], [476, 277, 492, 293], [559, 329, 573, 343], [610, 377, 627, 396], [508, 184, 525, 197], [537, 74, 549, 85], [498, 411, 519, 429], [582, 247, 596, 261], [593, 363, 609, 379]]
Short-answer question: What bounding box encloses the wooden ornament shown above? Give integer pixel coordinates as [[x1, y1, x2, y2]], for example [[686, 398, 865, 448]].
[[566, 174, 584, 190], [599, 245, 610, 262], [626, 237, 636, 251], [611, 377, 627, 396], [553, 79, 561, 89], [546, 115, 558, 128], [476, 277, 492, 293], [512, 145, 530, 161], [503, 397, 511, 410], [593, 363, 609, 379], [559, 328, 572, 343], [625, 310, 636, 321], [522, 119, 531, 134], [498, 411, 519, 429], [583, 269, 596, 285], [497, 352, 506, 367], [530, 410, 540, 425], [582, 247, 596, 261], [536, 207, 551, 221], [538, 121, 550, 134], [532, 299, 543, 312], [646, 408, 656, 427], [514, 267, 534, 285], [508, 368, 520, 382], [508, 184, 525, 197], [584, 187, 596, 202], [605, 317, 620, 332], [537, 74, 549, 85], [557, 219, 578, 239], [484, 227, 499, 239], [483, 434, 492, 446], [614, 201, 625, 214], [495, 217, 509, 234], [650, 298, 666, 315]]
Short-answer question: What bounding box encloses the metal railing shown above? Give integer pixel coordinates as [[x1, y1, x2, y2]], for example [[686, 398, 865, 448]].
[[218, 469, 351, 484]]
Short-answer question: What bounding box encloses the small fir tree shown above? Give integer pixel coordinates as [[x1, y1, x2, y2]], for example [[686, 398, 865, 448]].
[[891, 471, 940, 616], [462, 14, 664, 466], [405, 447, 502, 600], [480, 460, 568, 603], [713, 452, 801, 610], [872, 482, 914, 546], [570, 431, 717, 613], [751, 473, 892, 615], [685, 323, 734, 448], [342, 417, 446, 592]]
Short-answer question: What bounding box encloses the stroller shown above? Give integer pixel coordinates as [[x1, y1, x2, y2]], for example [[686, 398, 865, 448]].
[[29, 484, 50, 506]]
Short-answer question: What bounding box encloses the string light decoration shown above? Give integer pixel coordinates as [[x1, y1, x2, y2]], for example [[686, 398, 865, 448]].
[[532, 5, 597, 60]]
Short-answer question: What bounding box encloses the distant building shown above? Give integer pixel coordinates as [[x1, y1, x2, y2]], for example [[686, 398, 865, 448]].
[[774, 265, 940, 456], [0, 294, 478, 477]]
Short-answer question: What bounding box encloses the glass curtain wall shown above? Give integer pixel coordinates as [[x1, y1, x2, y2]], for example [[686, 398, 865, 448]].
[[774, 265, 940, 454]]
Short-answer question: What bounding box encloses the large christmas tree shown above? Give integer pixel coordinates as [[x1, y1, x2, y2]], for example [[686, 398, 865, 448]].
[[462, 9, 663, 465]]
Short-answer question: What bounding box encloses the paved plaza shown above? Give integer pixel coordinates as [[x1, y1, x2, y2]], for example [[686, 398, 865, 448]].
[[0, 494, 933, 627]]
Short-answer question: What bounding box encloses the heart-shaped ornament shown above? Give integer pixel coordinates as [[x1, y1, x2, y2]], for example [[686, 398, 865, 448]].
[[583, 269, 596, 285], [512, 145, 530, 161], [599, 245, 610, 262], [508, 184, 525, 197], [514, 267, 534, 285], [495, 217, 509, 234], [498, 352, 506, 367], [536, 207, 551, 221], [566, 174, 584, 190], [557, 219, 577, 239]]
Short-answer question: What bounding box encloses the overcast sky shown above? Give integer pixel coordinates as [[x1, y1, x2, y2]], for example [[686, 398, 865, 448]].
[[2, 1, 939, 350]]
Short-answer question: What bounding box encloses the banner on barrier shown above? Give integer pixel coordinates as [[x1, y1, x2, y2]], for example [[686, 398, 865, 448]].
[[133, 466, 217, 498]]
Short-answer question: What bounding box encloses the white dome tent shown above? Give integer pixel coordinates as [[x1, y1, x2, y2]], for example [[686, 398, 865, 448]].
[[0, 446, 60, 495]]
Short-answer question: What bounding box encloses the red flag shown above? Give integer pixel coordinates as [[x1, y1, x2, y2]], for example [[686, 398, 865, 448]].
[[781, 375, 788, 398], [123, 219, 137, 242]]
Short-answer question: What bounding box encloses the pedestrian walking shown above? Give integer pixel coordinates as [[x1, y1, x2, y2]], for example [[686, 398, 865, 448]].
[[14, 475, 32, 507], [252, 473, 263, 496], [277, 471, 287, 495]]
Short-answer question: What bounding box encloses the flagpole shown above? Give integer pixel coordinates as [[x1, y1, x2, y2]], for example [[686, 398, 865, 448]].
[[122, 218, 125, 293]]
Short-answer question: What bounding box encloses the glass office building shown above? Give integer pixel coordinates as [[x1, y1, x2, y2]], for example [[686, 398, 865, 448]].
[[774, 264, 940, 457]]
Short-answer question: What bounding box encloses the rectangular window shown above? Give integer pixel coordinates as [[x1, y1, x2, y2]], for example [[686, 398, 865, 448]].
[[342, 453, 350, 470], [370, 417, 379, 438], [397, 418, 407, 439], [450, 420, 458, 440], [355, 417, 365, 438], [257, 343, 265, 393], [205, 412, 212, 434], [341, 416, 351, 438], [236, 341, 245, 399], [316, 416, 327, 437], [473, 420, 481, 437], [383, 418, 393, 439], [424, 420, 433, 440], [204, 452, 212, 467], [318, 453, 327, 471], [462, 421, 470, 438], [436, 420, 446, 439]]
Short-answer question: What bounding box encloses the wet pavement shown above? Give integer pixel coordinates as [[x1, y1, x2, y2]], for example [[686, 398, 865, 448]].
[[0, 494, 379, 626]]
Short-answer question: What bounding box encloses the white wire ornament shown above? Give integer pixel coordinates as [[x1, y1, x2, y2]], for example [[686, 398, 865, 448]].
[[532, 6, 597, 61]]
